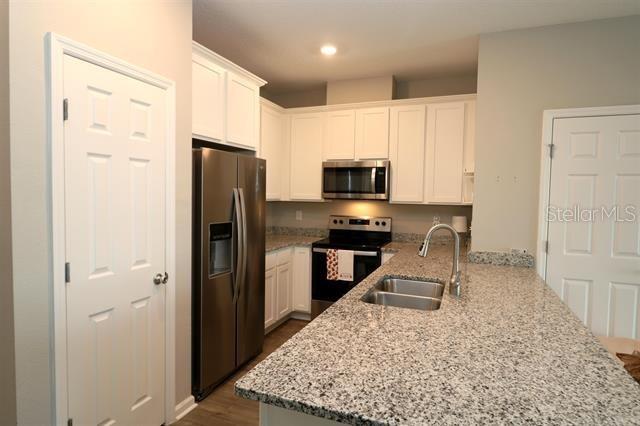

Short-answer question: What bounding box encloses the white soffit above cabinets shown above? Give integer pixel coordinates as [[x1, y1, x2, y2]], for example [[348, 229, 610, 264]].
[[193, 0, 640, 94]]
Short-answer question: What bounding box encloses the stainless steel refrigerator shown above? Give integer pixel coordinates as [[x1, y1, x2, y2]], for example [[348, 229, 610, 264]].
[[192, 147, 266, 401]]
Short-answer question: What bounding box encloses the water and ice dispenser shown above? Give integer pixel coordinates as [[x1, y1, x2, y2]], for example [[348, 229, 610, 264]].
[[209, 222, 232, 277]]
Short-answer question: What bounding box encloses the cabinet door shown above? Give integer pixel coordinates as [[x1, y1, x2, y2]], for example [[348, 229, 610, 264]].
[[260, 105, 283, 200], [462, 100, 475, 174], [264, 266, 277, 329], [462, 100, 476, 203], [290, 113, 324, 200], [292, 247, 311, 313], [192, 57, 225, 141], [325, 110, 355, 160], [276, 262, 292, 319], [424, 102, 465, 203], [355, 107, 389, 159], [227, 71, 259, 150], [389, 105, 426, 203]]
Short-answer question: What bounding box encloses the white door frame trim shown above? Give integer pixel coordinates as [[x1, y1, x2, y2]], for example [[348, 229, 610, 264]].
[[46, 33, 178, 425], [536, 104, 640, 279]]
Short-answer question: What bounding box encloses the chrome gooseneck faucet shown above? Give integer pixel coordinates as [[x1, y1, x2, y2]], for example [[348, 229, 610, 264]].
[[419, 223, 461, 297]]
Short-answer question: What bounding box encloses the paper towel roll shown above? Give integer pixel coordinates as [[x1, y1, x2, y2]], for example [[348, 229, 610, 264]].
[[452, 216, 468, 233]]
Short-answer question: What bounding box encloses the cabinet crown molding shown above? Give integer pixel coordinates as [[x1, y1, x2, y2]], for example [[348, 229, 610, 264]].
[[193, 41, 267, 87], [262, 93, 477, 114]]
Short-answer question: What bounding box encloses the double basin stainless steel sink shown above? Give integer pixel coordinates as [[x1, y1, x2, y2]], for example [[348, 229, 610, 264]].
[[361, 276, 444, 311]]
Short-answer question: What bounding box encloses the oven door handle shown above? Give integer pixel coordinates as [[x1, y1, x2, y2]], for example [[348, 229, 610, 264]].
[[312, 248, 378, 257]]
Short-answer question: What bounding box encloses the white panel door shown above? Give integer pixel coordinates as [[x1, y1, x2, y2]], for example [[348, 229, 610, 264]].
[[265, 266, 277, 328], [63, 55, 166, 425], [424, 102, 465, 203], [355, 107, 389, 159], [546, 114, 640, 338], [292, 247, 311, 313], [227, 71, 259, 150], [325, 110, 356, 160], [276, 261, 292, 319], [192, 56, 225, 141], [389, 105, 426, 203], [290, 113, 324, 200], [260, 105, 284, 200]]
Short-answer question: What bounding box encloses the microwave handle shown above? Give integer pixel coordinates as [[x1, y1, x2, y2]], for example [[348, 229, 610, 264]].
[[371, 167, 376, 193], [312, 248, 378, 257]]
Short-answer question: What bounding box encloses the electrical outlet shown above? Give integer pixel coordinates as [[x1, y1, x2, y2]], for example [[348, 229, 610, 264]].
[[295, 210, 303, 221]]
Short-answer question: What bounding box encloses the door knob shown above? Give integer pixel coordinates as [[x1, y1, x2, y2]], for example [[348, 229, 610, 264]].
[[154, 272, 168, 285]]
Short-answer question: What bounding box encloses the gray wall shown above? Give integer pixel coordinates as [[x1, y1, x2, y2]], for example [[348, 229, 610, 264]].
[[395, 73, 477, 99], [326, 76, 395, 104], [472, 15, 640, 254], [268, 201, 472, 236], [263, 73, 477, 108], [261, 84, 327, 108], [9, 1, 193, 423], [0, 1, 17, 423]]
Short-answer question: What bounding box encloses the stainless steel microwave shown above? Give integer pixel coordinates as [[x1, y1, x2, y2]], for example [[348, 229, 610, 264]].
[[322, 160, 389, 200]]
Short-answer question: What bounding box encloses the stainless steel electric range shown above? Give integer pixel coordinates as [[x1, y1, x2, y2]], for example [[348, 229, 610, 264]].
[[311, 215, 392, 318]]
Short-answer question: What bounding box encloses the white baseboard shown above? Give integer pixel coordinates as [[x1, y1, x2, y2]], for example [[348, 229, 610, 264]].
[[173, 395, 197, 422]]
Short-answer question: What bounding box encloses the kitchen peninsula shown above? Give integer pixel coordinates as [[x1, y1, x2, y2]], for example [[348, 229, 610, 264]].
[[236, 242, 640, 425]]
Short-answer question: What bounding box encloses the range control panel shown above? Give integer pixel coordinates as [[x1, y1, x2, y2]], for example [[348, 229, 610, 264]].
[[328, 215, 392, 233]]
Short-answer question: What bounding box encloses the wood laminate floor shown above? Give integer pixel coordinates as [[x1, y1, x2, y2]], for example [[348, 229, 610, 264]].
[[175, 319, 308, 426]]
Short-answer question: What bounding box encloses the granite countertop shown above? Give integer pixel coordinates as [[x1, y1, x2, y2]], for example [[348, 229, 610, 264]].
[[237, 242, 640, 425], [265, 234, 321, 252]]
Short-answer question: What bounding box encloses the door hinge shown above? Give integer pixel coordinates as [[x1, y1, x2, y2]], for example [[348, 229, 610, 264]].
[[63, 98, 69, 121], [65, 262, 71, 283], [543, 241, 549, 253], [67, 418, 73, 426], [547, 143, 554, 158]]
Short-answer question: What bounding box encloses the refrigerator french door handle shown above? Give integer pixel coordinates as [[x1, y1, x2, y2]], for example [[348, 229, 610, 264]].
[[232, 188, 243, 305], [238, 188, 248, 300]]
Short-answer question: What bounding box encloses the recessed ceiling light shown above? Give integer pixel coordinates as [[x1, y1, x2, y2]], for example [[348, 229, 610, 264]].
[[320, 44, 337, 56]]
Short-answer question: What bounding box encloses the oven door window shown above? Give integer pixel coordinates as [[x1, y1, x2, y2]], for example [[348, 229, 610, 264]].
[[323, 167, 385, 194], [312, 250, 381, 302]]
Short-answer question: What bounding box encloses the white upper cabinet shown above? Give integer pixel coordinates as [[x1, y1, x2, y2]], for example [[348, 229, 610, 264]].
[[324, 110, 356, 160], [264, 94, 475, 204], [192, 56, 225, 142], [260, 101, 285, 201], [192, 42, 265, 150], [463, 100, 476, 174], [389, 104, 426, 203], [290, 113, 324, 201], [424, 102, 465, 203], [227, 72, 260, 150], [355, 107, 389, 159]]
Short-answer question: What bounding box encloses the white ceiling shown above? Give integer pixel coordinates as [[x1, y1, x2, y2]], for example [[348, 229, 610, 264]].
[[193, 0, 640, 94]]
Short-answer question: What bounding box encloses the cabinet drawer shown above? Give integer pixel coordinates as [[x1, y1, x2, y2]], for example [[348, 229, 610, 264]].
[[276, 247, 293, 265], [266, 252, 277, 270]]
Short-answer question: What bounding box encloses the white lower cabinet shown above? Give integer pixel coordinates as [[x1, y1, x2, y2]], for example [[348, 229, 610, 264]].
[[264, 259, 277, 329], [292, 247, 311, 313], [265, 246, 312, 330], [276, 261, 292, 319]]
